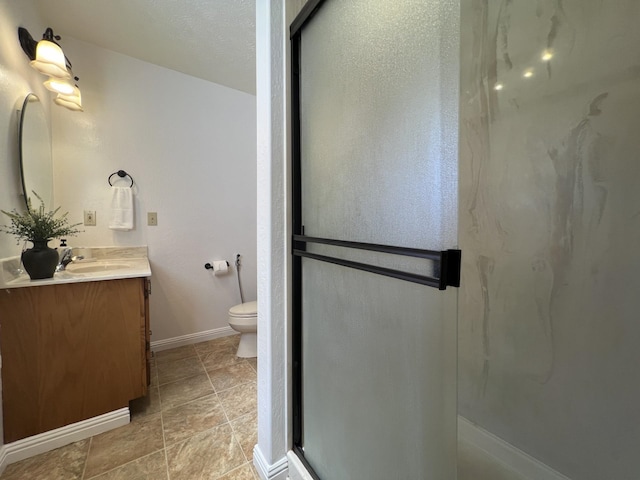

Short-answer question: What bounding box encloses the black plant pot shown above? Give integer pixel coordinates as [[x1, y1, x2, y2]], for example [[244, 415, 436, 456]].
[[21, 240, 59, 280]]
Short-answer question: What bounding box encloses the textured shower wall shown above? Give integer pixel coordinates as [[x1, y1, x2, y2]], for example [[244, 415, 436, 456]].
[[458, 1, 640, 479]]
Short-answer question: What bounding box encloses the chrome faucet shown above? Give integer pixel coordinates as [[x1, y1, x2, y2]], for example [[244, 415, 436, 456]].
[[56, 248, 84, 271]]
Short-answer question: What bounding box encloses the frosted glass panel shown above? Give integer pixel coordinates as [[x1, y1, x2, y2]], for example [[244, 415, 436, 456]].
[[302, 259, 457, 478], [300, 0, 458, 250], [296, 0, 459, 478]]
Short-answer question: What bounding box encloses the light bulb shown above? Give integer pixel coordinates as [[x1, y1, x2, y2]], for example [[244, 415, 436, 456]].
[[54, 85, 82, 111], [44, 77, 75, 95]]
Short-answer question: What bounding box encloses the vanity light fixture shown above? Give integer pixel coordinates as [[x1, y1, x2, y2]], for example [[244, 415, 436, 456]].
[[29, 29, 70, 79], [54, 96, 83, 111], [18, 27, 83, 112], [43, 77, 75, 95], [57, 82, 83, 111], [54, 86, 83, 112]]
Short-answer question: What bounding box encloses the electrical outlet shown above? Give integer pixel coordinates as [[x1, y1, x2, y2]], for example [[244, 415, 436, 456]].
[[147, 212, 158, 226], [84, 210, 96, 226]]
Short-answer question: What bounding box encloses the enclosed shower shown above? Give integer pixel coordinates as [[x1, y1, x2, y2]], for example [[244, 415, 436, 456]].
[[284, 1, 640, 479]]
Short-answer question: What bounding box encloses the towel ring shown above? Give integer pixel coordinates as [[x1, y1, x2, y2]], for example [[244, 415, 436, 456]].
[[108, 170, 134, 188]]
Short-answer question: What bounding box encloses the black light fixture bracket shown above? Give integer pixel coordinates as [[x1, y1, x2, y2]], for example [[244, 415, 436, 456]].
[[42, 27, 61, 43], [18, 27, 37, 61], [18, 26, 74, 72]]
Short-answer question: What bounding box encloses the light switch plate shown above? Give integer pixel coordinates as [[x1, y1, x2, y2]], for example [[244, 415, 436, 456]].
[[147, 212, 158, 226], [84, 210, 96, 226]]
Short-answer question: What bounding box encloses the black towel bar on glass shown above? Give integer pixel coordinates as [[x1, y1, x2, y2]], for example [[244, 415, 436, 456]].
[[108, 170, 134, 187], [292, 234, 461, 290]]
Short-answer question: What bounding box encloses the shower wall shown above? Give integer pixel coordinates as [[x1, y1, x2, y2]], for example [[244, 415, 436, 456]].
[[458, 1, 640, 479]]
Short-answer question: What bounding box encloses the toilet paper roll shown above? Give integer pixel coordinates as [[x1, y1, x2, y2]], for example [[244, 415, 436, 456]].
[[213, 260, 229, 275]]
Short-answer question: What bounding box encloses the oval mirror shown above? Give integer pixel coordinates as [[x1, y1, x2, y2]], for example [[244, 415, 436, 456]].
[[19, 93, 53, 211]]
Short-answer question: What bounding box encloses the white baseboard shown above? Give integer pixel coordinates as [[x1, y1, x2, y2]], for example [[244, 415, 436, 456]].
[[151, 326, 236, 352], [286, 450, 316, 480], [253, 445, 288, 480], [0, 408, 130, 474], [458, 416, 571, 480]]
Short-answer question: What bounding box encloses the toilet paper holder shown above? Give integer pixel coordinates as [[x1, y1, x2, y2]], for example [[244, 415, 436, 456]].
[[204, 261, 229, 270]]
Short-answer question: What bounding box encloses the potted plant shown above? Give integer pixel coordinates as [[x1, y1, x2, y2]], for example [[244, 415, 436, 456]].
[[1, 192, 82, 280]]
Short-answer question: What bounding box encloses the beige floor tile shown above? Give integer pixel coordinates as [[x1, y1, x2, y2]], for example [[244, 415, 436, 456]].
[[246, 357, 257, 373], [154, 345, 197, 364], [158, 373, 214, 410], [193, 338, 222, 353], [162, 394, 228, 446], [84, 450, 167, 480], [0, 439, 89, 480], [217, 462, 256, 480], [157, 355, 206, 385], [149, 361, 158, 387], [83, 414, 164, 478], [230, 411, 257, 461], [218, 383, 257, 422], [194, 335, 239, 355], [166, 424, 245, 479], [207, 362, 257, 392], [250, 463, 259, 479], [129, 386, 161, 421], [200, 345, 244, 370]]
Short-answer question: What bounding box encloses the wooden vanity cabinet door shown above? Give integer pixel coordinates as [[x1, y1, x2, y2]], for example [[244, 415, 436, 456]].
[[0, 277, 148, 443]]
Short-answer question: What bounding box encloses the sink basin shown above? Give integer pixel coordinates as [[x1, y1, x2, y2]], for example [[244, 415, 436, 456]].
[[0, 248, 150, 289], [66, 262, 130, 274]]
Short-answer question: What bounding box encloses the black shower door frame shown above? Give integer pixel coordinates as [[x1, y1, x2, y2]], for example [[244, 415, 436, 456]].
[[289, 1, 461, 477]]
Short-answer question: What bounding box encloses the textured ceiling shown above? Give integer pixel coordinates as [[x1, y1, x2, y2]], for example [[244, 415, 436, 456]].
[[35, 0, 256, 94]]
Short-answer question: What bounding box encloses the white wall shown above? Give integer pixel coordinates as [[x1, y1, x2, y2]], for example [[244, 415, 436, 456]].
[[254, 1, 306, 478], [51, 38, 257, 342]]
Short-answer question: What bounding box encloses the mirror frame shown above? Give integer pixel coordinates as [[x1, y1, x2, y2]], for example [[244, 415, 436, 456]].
[[18, 93, 54, 211]]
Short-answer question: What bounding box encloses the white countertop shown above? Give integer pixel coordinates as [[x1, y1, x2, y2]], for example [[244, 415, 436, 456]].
[[0, 246, 151, 289]]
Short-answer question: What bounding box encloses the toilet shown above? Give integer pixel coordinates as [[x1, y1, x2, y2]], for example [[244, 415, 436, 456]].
[[228, 300, 257, 358]]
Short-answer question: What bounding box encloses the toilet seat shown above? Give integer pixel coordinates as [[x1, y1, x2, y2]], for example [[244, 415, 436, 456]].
[[228, 316, 256, 329], [229, 301, 257, 318]]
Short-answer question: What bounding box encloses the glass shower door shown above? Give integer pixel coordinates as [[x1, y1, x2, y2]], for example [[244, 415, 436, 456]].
[[291, 0, 460, 478]]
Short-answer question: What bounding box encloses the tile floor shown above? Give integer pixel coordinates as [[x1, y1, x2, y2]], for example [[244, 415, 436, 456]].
[[0, 334, 258, 480], [0, 334, 525, 480]]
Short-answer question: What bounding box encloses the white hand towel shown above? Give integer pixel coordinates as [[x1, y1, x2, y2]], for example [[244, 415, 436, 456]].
[[109, 187, 134, 231]]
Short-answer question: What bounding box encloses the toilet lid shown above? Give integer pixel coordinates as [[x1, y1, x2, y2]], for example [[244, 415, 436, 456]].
[[229, 301, 257, 317]]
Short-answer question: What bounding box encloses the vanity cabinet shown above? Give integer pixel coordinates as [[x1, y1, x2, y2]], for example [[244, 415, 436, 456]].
[[0, 277, 150, 443]]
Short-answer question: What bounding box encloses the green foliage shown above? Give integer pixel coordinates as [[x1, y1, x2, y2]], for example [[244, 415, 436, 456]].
[[0, 192, 82, 243]]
